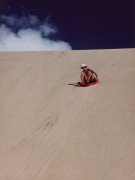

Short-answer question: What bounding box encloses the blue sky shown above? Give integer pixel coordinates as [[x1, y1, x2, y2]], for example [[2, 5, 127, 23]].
[[0, 0, 134, 51]]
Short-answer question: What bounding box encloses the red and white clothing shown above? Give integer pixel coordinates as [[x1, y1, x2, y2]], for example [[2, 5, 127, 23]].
[[80, 68, 97, 84]]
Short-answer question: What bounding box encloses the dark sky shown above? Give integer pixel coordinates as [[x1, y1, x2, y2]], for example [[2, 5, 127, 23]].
[[0, 0, 135, 50]]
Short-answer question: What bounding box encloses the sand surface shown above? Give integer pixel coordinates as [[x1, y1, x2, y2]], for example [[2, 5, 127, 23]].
[[0, 49, 135, 180]]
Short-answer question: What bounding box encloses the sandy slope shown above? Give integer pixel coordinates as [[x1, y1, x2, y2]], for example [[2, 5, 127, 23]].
[[0, 49, 135, 180]]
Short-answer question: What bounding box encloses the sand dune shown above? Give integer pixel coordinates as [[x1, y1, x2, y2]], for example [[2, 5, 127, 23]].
[[0, 49, 135, 180]]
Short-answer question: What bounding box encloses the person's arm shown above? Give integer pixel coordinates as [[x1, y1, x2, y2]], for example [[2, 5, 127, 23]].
[[87, 71, 92, 83]]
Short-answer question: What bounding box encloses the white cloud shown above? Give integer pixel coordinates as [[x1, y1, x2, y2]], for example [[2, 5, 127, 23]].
[[39, 24, 57, 36], [0, 15, 72, 51]]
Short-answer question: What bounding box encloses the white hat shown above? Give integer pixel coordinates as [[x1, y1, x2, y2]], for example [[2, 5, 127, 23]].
[[80, 63, 87, 69]]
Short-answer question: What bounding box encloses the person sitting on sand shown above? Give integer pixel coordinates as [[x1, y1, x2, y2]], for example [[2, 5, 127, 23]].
[[79, 63, 98, 86]]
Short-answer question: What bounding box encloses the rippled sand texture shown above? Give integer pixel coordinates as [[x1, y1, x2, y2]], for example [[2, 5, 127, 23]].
[[0, 49, 135, 180]]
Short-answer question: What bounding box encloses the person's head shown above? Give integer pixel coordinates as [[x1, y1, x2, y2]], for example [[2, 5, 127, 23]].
[[80, 63, 87, 70]]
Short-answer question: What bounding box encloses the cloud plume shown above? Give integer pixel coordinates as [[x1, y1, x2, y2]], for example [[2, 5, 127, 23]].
[[0, 15, 72, 51]]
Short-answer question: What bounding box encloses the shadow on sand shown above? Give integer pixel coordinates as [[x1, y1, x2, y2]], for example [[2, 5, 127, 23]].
[[68, 83, 81, 87], [68, 80, 99, 87]]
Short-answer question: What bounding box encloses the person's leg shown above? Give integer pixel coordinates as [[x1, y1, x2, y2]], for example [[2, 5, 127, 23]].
[[79, 72, 87, 86], [81, 72, 87, 84], [88, 73, 98, 84]]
